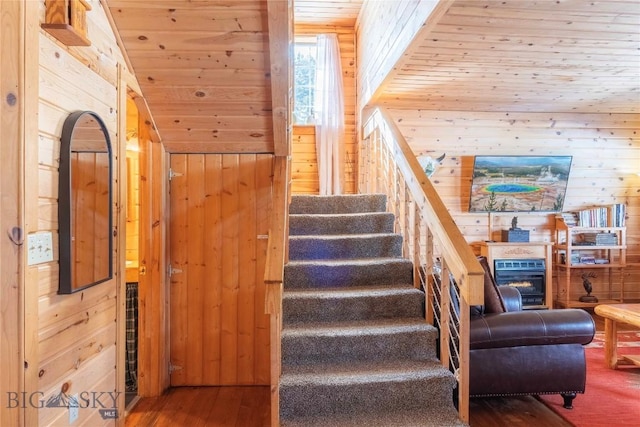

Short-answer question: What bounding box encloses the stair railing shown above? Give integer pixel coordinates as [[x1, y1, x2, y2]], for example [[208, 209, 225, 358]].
[[264, 155, 290, 427], [360, 107, 484, 423]]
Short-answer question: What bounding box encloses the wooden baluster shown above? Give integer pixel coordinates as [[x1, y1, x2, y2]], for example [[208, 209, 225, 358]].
[[440, 260, 451, 369], [458, 281, 471, 424], [404, 182, 411, 260], [413, 200, 421, 289]]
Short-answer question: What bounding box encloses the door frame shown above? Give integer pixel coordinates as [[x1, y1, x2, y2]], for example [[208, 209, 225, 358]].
[[126, 90, 170, 399]]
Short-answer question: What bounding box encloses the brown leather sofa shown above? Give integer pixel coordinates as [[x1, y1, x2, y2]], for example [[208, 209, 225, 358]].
[[469, 256, 596, 409]]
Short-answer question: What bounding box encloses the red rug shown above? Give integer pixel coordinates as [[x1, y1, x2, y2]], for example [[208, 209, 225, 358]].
[[539, 331, 640, 426]]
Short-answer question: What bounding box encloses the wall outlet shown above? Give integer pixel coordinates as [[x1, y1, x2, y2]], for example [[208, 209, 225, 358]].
[[68, 394, 79, 424], [27, 232, 54, 265]]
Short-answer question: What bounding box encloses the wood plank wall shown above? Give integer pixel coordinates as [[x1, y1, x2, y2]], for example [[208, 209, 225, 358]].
[[1, 1, 29, 425], [38, 33, 119, 425], [32, 2, 131, 424], [136, 122, 170, 398], [291, 25, 357, 195], [388, 109, 640, 299]]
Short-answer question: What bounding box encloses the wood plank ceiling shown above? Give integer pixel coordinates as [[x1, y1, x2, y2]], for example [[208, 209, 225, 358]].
[[294, 0, 364, 26], [374, 0, 640, 114], [295, 0, 640, 115], [107, 0, 277, 153], [106, 0, 638, 154]]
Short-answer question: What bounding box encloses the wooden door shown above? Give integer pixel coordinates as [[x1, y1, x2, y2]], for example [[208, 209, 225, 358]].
[[169, 154, 271, 386]]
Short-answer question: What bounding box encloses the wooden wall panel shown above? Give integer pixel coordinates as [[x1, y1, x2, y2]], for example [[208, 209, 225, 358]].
[[388, 108, 640, 299], [292, 25, 357, 194], [1, 1, 28, 425], [136, 126, 169, 397], [169, 154, 271, 387], [291, 126, 319, 194], [31, 2, 130, 423]]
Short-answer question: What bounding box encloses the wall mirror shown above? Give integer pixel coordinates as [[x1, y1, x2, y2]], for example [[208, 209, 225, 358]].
[[59, 111, 113, 294]]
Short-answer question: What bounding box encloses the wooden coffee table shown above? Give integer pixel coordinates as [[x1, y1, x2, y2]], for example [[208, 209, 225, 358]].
[[594, 303, 640, 369]]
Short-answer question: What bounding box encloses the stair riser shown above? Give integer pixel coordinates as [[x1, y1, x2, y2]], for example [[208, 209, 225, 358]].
[[289, 194, 387, 215], [289, 213, 395, 236], [289, 235, 403, 260], [280, 376, 456, 419], [284, 261, 413, 289], [281, 331, 436, 366], [283, 292, 424, 323]]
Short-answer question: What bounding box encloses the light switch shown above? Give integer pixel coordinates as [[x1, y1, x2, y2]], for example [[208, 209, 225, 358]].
[[27, 232, 54, 265]]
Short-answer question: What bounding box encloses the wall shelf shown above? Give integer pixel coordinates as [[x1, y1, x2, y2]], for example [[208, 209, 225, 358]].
[[554, 219, 626, 308]]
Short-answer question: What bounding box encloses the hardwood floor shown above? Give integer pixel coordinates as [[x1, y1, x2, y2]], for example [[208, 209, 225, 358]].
[[125, 386, 270, 427], [125, 386, 570, 427], [470, 395, 571, 426], [126, 310, 633, 426]]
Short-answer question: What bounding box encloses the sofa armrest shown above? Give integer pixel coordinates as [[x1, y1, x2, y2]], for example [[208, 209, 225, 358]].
[[470, 309, 595, 350], [497, 285, 522, 312]]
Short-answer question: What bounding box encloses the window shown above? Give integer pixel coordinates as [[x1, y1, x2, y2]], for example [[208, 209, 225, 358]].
[[293, 37, 317, 125]]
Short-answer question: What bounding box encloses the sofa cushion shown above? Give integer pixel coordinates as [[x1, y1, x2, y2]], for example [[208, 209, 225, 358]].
[[470, 309, 595, 350], [477, 256, 506, 314]]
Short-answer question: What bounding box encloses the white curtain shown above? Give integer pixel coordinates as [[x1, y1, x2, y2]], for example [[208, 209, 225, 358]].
[[314, 34, 345, 195]]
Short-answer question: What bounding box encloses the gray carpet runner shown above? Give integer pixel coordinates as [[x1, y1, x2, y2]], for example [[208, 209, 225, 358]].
[[281, 194, 466, 427]]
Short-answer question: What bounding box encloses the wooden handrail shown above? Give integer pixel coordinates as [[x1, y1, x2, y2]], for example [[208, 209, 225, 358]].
[[372, 107, 484, 305], [361, 106, 484, 423], [264, 155, 289, 290], [264, 154, 289, 427]]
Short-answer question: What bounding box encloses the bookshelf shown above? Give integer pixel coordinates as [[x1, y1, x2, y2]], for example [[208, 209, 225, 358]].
[[554, 217, 627, 308]]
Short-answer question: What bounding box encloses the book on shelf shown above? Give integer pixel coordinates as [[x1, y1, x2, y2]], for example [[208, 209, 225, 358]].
[[610, 203, 626, 227], [560, 204, 626, 228], [582, 232, 618, 246], [579, 207, 608, 227], [557, 212, 578, 227]]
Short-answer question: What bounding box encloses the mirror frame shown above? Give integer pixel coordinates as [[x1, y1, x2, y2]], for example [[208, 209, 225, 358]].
[[58, 110, 113, 294]]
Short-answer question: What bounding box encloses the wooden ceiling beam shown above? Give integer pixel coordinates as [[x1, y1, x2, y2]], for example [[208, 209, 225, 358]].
[[267, 0, 293, 156]]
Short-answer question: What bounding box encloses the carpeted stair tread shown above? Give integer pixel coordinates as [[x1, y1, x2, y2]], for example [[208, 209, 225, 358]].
[[289, 194, 387, 214], [282, 317, 435, 337], [289, 233, 403, 260], [291, 232, 399, 239], [281, 359, 452, 384], [284, 284, 420, 299], [286, 257, 411, 266], [283, 285, 424, 323], [284, 258, 413, 289], [280, 360, 460, 421], [281, 408, 466, 427], [281, 318, 437, 365], [289, 212, 395, 235]]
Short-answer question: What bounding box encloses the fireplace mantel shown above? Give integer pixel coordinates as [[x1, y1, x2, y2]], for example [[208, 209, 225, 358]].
[[480, 242, 553, 309]]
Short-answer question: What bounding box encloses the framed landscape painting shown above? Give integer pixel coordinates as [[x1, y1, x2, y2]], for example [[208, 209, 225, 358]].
[[469, 155, 572, 212]]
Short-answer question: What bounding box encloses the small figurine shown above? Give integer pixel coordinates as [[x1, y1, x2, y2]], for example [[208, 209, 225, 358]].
[[579, 272, 598, 303], [511, 216, 519, 230]]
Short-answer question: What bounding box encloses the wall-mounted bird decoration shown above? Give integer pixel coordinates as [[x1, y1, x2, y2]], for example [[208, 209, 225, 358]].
[[417, 153, 446, 177]]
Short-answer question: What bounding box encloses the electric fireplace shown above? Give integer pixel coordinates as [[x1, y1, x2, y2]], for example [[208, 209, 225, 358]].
[[494, 259, 546, 308]]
